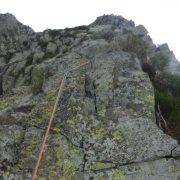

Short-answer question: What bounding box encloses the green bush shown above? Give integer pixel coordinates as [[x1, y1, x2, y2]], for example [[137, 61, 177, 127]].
[[38, 41, 48, 49], [155, 73, 180, 96], [49, 30, 61, 38], [163, 73, 180, 95], [155, 90, 180, 127], [71, 25, 89, 31], [150, 52, 170, 71], [122, 33, 148, 59]]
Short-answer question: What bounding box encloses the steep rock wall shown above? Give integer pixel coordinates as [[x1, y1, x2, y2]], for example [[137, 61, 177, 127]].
[[0, 14, 180, 179]]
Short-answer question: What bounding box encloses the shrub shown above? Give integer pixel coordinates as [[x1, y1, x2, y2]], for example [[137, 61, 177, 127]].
[[102, 31, 114, 42], [155, 73, 180, 96], [49, 30, 61, 38], [71, 25, 89, 31], [155, 90, 180, 127], [122, 33, 148, 59], [38, 41, 48, 49], [150, 52, 170, 71], [163, 73, 180, 95]]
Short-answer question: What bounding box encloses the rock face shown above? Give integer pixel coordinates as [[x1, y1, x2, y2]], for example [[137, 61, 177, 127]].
[[90, 14, 135, 28], [0, 14, 180, 179], [0, 13, 35, 59]]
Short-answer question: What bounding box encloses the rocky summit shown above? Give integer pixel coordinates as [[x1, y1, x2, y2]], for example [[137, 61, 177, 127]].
[[0, 13, 180, 180]]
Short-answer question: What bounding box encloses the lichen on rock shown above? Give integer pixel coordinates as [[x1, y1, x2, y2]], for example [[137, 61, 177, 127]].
[[0, 13, 179, 180]]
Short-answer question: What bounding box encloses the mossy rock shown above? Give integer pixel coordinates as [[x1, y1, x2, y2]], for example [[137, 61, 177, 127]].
[[31, 65, 45, 94]]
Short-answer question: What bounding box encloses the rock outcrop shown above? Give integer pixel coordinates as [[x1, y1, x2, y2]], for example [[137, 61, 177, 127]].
[[0, 14, 180, 179]]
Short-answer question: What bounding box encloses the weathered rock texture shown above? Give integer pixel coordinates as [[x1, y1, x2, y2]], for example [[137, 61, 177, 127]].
[[0, 14, 180, 179]]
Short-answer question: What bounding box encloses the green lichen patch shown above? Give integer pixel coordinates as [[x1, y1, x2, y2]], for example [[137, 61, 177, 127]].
[[0, 126, 24, 145], [141, 94, 155, 118], [110, 129, 123, 141], [91, 162, 115, 171], [27, 90, 57, 127], [90, 126, 106, 140], [39, 135, 82, 179], [109, 169, 125, 180], [130, 81, 155, 118], [0, 126, 24, 176], [14, 134, 38, 171], [0, 95, 19, 111]]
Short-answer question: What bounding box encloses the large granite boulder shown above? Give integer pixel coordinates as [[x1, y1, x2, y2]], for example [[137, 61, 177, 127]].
[[0, 13, 179, 179]]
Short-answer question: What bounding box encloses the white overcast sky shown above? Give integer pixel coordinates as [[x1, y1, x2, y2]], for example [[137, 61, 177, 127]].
[[0, 0, 180, 60]]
